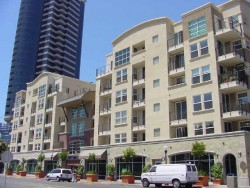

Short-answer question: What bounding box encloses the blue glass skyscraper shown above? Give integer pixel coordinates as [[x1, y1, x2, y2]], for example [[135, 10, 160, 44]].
[[5, 0, 86, 122]]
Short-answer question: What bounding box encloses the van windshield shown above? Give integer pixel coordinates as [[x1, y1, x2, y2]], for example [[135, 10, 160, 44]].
[[149, 166, 157, 172]]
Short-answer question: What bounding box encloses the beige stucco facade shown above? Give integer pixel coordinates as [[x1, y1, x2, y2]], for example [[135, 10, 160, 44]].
[[88, 0, 250, 186]]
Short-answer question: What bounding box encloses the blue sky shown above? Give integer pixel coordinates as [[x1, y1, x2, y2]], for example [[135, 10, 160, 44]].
[[0, 0, 228, 122]]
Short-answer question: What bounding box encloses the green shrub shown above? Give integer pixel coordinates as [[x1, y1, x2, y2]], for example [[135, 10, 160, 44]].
[[106, 164, 115, 176], [77, 165, 84, 175], [121, 169, 132, 175], [7, 165, 13, 171], [143, 164, 151, 173], [35, 165, 42, 173], [198, 170, 207, 176], [86, 170, 96, 174], [211, 163, 223, 179]]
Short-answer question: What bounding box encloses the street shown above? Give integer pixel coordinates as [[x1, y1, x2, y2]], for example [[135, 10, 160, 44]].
[[0, 175, 142, 188]]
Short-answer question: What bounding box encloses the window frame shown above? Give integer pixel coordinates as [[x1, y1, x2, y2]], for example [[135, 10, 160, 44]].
[[189, 16, 207, 39], [153, 56, 159, 65], [153, 79, 160, 88], [154, 103, 160, 112]]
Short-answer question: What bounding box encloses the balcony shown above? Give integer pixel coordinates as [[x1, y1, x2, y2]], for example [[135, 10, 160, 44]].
[[99, 104, 111, 116], [132, 96, 145, 109], [98, 126, 111, 136], [45, 105, 53, 112], [214, 18, 242, 41], [132, 117, 145, 132], [217, 48, 245, 66], [100, 85, 112, 97], [43, 135, 51, 143], [59, 117, 66, 126], [29, 137, 34, 144], [219, 73, 248, 93], [221, 102, 250, 121], [132, 72, 145, 87], [168, 31, 184, 54], [45, 122, 52, 127], [96, 62, 113, 79], [168, 58, 185, 77], [169, 112, 187, 126], [47, 86, 58, 97], [29, 125, 35, 130]]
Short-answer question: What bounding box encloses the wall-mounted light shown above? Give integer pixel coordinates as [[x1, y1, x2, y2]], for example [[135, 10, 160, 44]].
[[237, 152, 242, 158], [108, 159, 113, 163], [163, 146, 168, 164]]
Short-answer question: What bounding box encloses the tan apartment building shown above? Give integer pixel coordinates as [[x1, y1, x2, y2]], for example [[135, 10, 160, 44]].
[[80, 0, 250, 185], [9, 72, 95, 174]]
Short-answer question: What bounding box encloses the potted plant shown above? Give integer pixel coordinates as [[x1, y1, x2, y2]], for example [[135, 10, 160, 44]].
[[211, 163, 223, 185], [121, 147, 135, 184], [143, 164, 151, 173], [19, 158, 27, 176], [192, 142, 208, 186], [35, 152, 45, 178], [76, 165, 84, 182], [16, 164, 22, 175], [6, 165, 13, 175], [106, 163, 115, 181], [58, 151, 68, 168], [86, 153, 98, 182]]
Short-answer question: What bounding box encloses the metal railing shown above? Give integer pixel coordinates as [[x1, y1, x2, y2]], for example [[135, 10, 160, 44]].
[[96, 62, 113, 77], [169, 112, 187, 121], [99, 104, 111, 114], [219, 71, 247, 85], [132, 117, 145, 126], [221, 101, 250, 114], [216, 47, 245, 60], [168, 59, 185, 71], [168, 32, 183, 48], [214, 17, 242, 34], [133, 72, 145, 82], [100, 84, 112, 93], [133, 95, 145, 106]]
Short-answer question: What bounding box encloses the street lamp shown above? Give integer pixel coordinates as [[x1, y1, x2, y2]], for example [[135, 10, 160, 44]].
[[163, 146, 167, 164]]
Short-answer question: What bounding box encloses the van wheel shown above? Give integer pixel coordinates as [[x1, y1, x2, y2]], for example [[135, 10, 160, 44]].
[[142, 179, 150, 187], [173, 180, 181, 188], [155, 183, 161, 187], [56, 177, 60, 182]]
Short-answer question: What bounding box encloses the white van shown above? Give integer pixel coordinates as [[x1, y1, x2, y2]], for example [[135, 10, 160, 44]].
[[141, 164, 198, 188]]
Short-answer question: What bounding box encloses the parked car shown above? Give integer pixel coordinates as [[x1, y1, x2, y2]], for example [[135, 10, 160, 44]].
[[46, 168, 73, 182], [141, 164, 198, 188]]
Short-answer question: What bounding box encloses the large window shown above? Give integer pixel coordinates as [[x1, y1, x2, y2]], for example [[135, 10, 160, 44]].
[[194, 121, 214, 136], [193, 92, 213, 111], [38, 85, 46, 98], [34, 143, 41, 151], [190, 40, 209, 59], [115, 47, 130, 67], [35, 128, 42, 138], [14, 108, 20, 117], [189, 16, 207, 39], [71, 107, 77, 119], [38, 98, 44, 109], [116, 89, 127, 103], [37, 114, 43, 124], [79, 106, 86, 117], [115, 111, 127, 125], [115, 133, 127, 143], [116, 69, 128, 83], [15, 96, 21, 107], [192, 65, 211, 84], [79, 121, 85, 135]]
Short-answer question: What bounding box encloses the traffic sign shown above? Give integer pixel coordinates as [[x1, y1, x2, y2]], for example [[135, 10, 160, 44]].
[[1, 151, 13, 164]]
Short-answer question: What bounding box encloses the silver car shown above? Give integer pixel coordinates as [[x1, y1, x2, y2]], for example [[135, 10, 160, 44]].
[[46, 168, 73, 182]]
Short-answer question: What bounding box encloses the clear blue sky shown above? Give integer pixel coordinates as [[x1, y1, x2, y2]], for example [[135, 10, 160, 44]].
[[0, 0, 228, 122]]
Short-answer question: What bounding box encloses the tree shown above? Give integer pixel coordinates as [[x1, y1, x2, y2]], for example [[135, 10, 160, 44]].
[[122, 147, 135, 173], [58, 151, 68, 168], [87, 153, 96, 174], [191, 141, 206, 172], [0, 140, 8, 155], [37, 152, 45, 163]]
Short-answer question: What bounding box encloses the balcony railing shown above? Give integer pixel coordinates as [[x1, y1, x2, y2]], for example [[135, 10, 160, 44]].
[[168, 60, 185, 72], [133, 95, 145, 107], [99, 104, 111, 114], [96, 62, 113, 77], [214, 17, 242, 34], [217, 47, 245, 60], [169, 112, 187, 121], [219, 72, 247, 85], [132, 117, 145, 126], [133, 72, 145, 83], [100, 85, 112, 93], [221, 101, 250, 114], [168, 32, 183, 48]]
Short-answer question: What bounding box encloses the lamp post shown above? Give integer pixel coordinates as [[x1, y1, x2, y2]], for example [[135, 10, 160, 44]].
[[163, 146, 167, 164]]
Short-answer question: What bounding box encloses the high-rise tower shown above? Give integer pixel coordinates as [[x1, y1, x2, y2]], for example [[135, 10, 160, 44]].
[[5, 0, 86, 122]]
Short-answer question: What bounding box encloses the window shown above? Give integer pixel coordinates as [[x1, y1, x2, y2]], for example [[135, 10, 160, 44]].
[[69, 142, 76, 154], [154, 103, 160, 112], [200, 40, 208, 55], [176, 127, 187, 137], [153, 56, 159, 65], [35, 128, 42, 138], [79, 106, 86, 117], [71, 107, 77, 119], [193, 95, 202, 111], [202, 65, 211, 82], [38, 98, 44, 109], [115, 133, 127, 143], [79, 121, 85, 135], [34, 143, 41, 150], [189, 16, 207, 38], [194, 123, 203, 135], [38, 85, 46, 97], [11, 147, 15, 152], [14, 108, 20, 117], [154, 128, 160, 137], [152, 35, 159, 43], [224, 122, 232, 132], [116, 68, 128, 83], [240, 121, 250, 131], [229, 15, 239, 29], [115, 111, 127, 125], [192, 65, 211, 84], [11, 133, 17, 142], [15, 96, 21, 107], [71, 123, 77, 136], [204, 92, 213, 109], [238, 92, 248, 104], [175, 101, 187, 120], [174, 76, 185, 85], [13, 121, 18, 130], [192, 68, 200, 84], [153, 79, 160, 88], [190, 40, 209, 59], [205, 121, 214, 134], [37, 114, 43, 124], [173, 31, 183, 45], [116, 89, 127, 103], [115, 47, 130, 67], [77, 141, 84, 153]]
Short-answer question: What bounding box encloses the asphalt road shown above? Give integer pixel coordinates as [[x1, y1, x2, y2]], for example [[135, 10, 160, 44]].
[[0, 175, 142, 188]]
